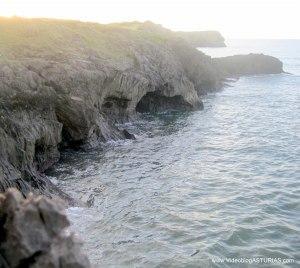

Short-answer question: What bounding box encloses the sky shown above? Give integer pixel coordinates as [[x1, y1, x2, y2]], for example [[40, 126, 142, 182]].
[[0, 0, 299, 39]]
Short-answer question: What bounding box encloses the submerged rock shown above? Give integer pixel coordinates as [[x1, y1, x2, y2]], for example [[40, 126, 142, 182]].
[[123, 129, 136, 140], [0, 188, 90, 268]]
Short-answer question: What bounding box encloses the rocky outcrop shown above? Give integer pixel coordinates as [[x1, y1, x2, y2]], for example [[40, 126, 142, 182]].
[[0, 188, 90, 267], [0, 17, 283, 198], [213, 54, 283, 76], [176, 31, 226, 47]]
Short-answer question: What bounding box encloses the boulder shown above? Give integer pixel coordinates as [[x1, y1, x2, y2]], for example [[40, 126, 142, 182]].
[[0, 188, 90, 268], [122, 129, 136, 140]]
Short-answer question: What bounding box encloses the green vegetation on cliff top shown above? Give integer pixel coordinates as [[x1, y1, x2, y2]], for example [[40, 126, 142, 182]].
[[0, 17, 170, 61]]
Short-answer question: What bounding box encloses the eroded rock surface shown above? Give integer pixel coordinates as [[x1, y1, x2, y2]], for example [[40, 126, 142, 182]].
[[0, 188, 90, 268], [0, 18, 218, 197], [0, 18, 283, 198]]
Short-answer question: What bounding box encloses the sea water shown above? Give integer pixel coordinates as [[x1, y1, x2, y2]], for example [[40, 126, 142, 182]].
[[48, 39, 300, 267]]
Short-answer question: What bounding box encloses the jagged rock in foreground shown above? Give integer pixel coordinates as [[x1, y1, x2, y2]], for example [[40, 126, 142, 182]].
[[176, 31, 226, 47], [0, 17, 283, 198], [213, 54, 283, 76], [0, 188, 90, 268]]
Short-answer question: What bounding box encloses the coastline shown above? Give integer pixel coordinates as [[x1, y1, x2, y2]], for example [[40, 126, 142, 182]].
[[1, 17, 298, 268], [0, 17, 283, 203]]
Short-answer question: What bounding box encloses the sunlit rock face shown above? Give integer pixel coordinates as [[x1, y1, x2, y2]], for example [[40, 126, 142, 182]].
[[0, 18, 283, 197], [0, 188, 91, 267]]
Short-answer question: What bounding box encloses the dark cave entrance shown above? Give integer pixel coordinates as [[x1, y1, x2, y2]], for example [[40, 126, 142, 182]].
[[135, 91, 193, 113]]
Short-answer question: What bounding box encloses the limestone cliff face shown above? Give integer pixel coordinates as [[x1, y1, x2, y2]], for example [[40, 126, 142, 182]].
[[0, 18, 283, 198], [176, 31, 226, 47], [0, 18, 219, 197]]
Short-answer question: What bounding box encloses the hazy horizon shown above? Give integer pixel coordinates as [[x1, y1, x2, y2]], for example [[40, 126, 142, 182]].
[[1, 0, 299, 39]]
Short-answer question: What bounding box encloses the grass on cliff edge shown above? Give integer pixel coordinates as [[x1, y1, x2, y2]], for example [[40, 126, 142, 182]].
[[0, 17, 170, 61]]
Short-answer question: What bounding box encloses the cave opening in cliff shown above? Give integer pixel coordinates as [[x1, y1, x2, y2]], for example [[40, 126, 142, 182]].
[[135, 91, 193, 113], [60, 125, 85, 150]]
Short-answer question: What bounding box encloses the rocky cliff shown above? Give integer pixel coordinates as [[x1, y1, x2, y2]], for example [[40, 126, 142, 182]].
[[0, 17, 283, 199], [176, 31, 226, 47], [213, 54, 283, 76], [0, 188, 90, 267]]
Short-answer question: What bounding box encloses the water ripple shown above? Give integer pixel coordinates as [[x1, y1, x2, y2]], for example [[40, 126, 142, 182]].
[[47, 48, 300, 267]]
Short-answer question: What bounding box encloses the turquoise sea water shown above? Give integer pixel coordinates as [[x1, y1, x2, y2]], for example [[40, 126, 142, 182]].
[[49, 40, 300, 267]]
